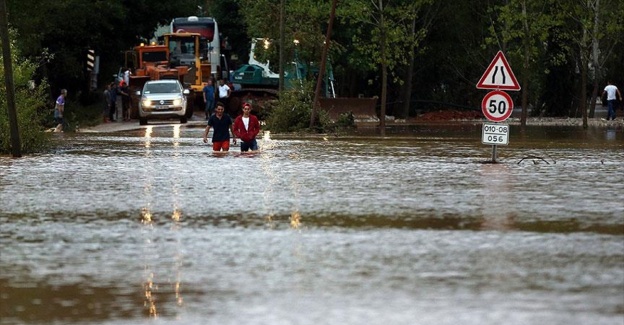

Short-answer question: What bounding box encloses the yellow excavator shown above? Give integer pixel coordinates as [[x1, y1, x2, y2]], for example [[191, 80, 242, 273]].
[[164, 32, 212, 109]]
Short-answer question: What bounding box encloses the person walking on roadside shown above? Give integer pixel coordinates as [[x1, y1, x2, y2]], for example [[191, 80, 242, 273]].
[[602, 81, 622, 120], [202, 79, 215, 120], [217, 78, 231, 112], [202, 102, 236, 152], [53, 89, 67, 132], [232, 102, 261, 152], [119, 80, 131, 121], [108, 82, 118, 122], [103, 83, 112, 123]]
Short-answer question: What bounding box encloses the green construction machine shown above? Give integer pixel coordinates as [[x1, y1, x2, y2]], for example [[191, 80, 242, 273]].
[[228, 38, 336, 118]]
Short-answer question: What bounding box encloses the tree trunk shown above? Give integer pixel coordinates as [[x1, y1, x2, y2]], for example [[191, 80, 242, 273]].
[[520, 0, 529, 128], [0, 0, 22, 157], [311, 0, 337, 128], [589, 0, 601, 118], [379, 0, 386, 136], [581, 52, 588, 129], [589, 80, 598, 118], [398, 17, 416, 119], [278, 0, 285, 93]]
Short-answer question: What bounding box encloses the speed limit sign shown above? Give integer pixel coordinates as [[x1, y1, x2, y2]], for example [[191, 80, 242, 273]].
[[481, 90, 514, 122]]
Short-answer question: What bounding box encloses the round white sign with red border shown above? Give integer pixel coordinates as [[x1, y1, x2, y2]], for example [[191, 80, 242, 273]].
[[481, 90, 514, 122]]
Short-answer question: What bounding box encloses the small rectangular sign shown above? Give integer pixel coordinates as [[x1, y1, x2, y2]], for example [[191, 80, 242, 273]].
[[482, 123, 509, 145]]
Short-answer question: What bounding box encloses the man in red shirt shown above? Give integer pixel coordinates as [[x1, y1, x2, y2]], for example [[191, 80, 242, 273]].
[[232, 103, 261, 152]]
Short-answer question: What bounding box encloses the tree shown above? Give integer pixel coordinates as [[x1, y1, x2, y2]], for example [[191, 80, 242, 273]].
[[488, 0, 556, 127], [554, 0, 624, 128], [0, 28, 50, 154], [340, 0, 429, 136], [585, 0, 624, 118], [311, 0, 337, 128]]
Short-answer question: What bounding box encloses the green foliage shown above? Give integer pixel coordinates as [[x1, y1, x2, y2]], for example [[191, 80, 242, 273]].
[[0, 30, 51, 154], [332, 112, 356, 129], [264, 80, 330, 133], [237, 0, 331, 68], [339, 0, 428, 73], [264, 89, 314, 133]]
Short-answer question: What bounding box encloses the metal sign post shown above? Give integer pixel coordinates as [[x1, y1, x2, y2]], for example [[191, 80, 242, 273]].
[[482, 123, 509, 162]]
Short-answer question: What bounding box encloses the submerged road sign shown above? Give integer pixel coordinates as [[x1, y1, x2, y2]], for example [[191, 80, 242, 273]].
[[476, 51, 521, 91]]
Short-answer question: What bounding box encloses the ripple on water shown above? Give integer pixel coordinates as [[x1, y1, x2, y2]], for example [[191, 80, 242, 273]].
[[1, 126, 623, 325]]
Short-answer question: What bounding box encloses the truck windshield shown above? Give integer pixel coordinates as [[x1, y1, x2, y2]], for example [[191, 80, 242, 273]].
[[144, 82, 180, 94], [142, 51, 167, 63], [169, 38, 195, 58]]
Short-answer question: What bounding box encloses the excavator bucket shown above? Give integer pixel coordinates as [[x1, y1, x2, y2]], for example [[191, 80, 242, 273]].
[[319, 97, 378, 122]]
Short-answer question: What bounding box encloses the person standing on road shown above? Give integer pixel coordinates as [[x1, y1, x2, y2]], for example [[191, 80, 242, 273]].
[[123, 68, 131, 86], [217, 78, 231, 112], [203, 102, 236, 152], [602, 81, 622, 120], [53, 89, 67, 132], [232, 102, 261, 152], [108, 82, 118, 122], [119, 80, 131, 121], [202, 79, 215, 120], [103, 84, 111, 123]]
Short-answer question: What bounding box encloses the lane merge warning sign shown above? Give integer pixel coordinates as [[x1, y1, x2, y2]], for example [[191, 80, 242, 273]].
[[476, 51, 521, 91]]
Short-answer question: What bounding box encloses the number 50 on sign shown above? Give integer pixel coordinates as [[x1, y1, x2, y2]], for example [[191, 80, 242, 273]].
[[481, 90, 514, 122]]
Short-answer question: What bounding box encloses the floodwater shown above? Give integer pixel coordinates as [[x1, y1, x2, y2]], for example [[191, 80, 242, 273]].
[[1, 123, 623, 325]]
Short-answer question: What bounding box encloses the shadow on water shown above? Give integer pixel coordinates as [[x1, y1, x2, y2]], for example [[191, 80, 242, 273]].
[[1, 123, 623, 325]]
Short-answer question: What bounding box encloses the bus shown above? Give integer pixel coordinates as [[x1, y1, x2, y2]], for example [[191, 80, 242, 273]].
[[170, 16, 222, 78]]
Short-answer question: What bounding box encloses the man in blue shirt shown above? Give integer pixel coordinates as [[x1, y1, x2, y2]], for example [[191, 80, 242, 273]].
[[54, 89, 67, 132], [202, 102, 236, 151], [202, 79, 215, 120], [108, 82, 118, 122]]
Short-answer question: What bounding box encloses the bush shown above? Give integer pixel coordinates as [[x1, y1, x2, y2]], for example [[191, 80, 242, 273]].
[[264, 81, 332, 133], [264, 89, 313, 133], [1, 30, 52, 154], [65, 90, 106, 131]]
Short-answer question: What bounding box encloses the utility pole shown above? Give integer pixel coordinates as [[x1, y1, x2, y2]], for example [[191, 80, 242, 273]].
[[0, 0, 21, 157]]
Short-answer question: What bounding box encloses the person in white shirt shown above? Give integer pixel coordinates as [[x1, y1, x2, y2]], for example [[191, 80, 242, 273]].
[[218, 78, 231, 110], [602, 81, 622, 120], [123, 68, 131, 85]]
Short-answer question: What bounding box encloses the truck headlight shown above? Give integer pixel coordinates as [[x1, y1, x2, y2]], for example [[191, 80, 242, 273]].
[[173, 98, 182, 106]]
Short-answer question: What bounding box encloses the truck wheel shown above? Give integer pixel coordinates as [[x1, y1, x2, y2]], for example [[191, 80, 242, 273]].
[[180, 117, 187, 124], [185, 107, 194, 119], [139, 118, 148, 125]]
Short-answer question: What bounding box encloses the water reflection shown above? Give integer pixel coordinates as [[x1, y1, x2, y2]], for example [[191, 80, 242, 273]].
[[478, 163, 516, 231], [605, 127, 616, 141], [138, 124, 186, 319], [143, 126, 153, 149], [260, 132, 278, 228]]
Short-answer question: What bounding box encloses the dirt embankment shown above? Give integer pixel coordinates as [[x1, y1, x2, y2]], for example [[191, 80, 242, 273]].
[[399, 110, 624, 127]]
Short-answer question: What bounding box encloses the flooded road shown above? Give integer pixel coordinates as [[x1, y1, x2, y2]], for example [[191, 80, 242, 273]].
[[1, 123, 623, 325]]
